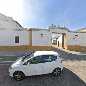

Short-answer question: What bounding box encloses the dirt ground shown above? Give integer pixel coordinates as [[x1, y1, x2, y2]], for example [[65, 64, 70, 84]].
[[63, 61, 86, 83]]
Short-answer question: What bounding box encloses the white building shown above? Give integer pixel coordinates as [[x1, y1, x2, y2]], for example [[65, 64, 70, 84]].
[[66, 30, 86, 51], [0, 13, 86, 51], [0, 13, 51, 50], [50, 25, 86, 51]]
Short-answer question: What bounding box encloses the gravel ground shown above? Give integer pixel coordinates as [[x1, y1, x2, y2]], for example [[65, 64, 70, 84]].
[[63, 61, 86, 83], [52, 47, 86, 83]]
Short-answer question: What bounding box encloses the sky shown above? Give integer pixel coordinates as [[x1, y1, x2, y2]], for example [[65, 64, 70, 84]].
[[0, 0, 86, 30]]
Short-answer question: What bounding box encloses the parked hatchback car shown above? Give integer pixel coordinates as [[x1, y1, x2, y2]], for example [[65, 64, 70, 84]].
[[9, 51, 63, 80]]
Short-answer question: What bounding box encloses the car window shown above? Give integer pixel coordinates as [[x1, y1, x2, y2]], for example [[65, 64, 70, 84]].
[[50, 55, 57, 61], [28, 56, 42, 64], [41, 55, 57, 62], [41, 55, 52, 62], [28, 55, 57, 64]]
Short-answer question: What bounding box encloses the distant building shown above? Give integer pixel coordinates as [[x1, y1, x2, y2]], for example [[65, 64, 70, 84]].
[[52, 37, 58, 45], [52, 35, 63, 48], [75, 28, 86, 32]]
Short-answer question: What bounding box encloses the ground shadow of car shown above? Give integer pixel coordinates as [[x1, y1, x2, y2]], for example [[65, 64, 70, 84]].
[[2, 67, 85, 86]]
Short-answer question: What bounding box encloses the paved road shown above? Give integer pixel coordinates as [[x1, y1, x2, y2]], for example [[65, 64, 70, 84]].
[[0, 47, 86, 62], [52, 47, 86, 61], [0, 48, 86, 86], [0, 63, 85, 86], [0, 50, 35, 56]]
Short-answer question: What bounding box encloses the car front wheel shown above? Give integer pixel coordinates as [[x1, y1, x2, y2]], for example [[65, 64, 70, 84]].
[[53, 68, 61, 76], [13, 71, 25, 81]]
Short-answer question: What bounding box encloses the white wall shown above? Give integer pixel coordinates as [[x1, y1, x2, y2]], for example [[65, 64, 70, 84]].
[[32, 30, 52, 46], [0, 13, 21, 30], [0, 21, 17, 29], [57, 35, 62, 44], [0, 13, 13, 22], [0, 30, 29, 46], [49, 25, 68, 34], [66, 32, 86, 46]]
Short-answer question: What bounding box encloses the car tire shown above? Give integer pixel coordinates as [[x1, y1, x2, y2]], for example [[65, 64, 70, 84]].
[[13, 71, 25, 81], [53, 68, 61, 76]]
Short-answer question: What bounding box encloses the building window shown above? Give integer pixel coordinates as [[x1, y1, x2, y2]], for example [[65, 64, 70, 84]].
[[15, 36, 19, 43]]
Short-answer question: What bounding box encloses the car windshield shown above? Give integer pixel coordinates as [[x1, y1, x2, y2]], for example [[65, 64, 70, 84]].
[[22, 53, 34, 62]]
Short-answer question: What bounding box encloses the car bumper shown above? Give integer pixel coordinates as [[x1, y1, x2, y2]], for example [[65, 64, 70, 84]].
[[8, 68, 13, 77]]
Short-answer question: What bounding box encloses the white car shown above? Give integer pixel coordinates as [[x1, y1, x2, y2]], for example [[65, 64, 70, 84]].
[[9, 51, 63, 80]]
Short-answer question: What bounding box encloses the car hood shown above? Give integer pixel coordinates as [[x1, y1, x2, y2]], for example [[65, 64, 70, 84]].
[[11, 58, 23, 68]]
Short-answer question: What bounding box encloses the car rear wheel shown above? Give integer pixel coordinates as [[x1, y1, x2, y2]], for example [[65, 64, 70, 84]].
[[13, 71, 25, 81], [53, 68, 61, 76]]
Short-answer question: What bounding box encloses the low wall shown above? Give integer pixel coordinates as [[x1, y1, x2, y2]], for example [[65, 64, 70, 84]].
[[0, 46, 52, 51], [67, 45, 86, 51]]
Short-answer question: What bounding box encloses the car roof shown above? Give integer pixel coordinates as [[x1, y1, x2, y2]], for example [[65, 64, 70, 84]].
[[34, 51, 58, 57]]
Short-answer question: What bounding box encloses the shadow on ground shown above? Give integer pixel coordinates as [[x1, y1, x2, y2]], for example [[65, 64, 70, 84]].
[[0, 65, 85, 86]]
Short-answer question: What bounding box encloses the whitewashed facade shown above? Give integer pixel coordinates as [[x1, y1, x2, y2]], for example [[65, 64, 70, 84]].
[[0, 13, 52, 50], [66, 32, 86, 46], [0, 30, 29, 46], [0, 13, 30, 46], [32, 29, 52, 46], [0, 13, 86, 51], [49, 25, 86, 51]]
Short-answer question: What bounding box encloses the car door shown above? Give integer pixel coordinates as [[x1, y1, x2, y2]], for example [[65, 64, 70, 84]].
[[25, 56, 44, 76], [41, 55, 57, 74]]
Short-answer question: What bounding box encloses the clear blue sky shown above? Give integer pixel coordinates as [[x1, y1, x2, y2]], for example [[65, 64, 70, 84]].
[[0, 0, 86, 30]]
